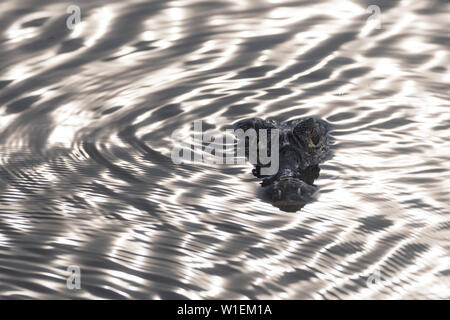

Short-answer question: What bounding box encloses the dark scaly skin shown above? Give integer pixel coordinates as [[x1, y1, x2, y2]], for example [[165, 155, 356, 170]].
[[234, 117, 331, 212]]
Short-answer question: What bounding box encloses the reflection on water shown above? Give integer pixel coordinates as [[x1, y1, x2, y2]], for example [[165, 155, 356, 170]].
[[0, 0, 449, 299]]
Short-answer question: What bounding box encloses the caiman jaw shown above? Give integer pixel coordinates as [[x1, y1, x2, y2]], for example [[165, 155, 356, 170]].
[[261, 173, 279, 186], [278, 168, 299, 182], [261, 168, 295, 186]]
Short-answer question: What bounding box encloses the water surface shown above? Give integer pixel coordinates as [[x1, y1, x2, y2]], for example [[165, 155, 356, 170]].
[[0, 0, 449, 299]]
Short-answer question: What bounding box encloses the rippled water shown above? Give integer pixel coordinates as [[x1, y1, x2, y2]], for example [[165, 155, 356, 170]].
[[0, 0, 449, 299]]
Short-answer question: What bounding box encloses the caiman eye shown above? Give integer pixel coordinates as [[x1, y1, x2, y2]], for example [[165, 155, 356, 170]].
[[297, 188, 302, 196], [273, 189, 282, 201], [311, 129, 320, 145], [293, 118, 315, 140]]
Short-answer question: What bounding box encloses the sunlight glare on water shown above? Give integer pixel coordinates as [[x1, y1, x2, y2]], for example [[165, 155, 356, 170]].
[[0, 0, 448, 299]]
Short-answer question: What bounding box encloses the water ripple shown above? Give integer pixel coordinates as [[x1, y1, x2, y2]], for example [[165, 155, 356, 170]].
[[0, 0, 448, 299]]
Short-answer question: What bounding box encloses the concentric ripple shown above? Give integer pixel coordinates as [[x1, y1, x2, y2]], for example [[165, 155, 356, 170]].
[[0, 0, 449, 299]]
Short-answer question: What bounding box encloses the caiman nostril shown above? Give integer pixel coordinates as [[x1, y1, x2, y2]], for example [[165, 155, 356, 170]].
[[272, 189, 282, 201], [311, 130, 320, 145]]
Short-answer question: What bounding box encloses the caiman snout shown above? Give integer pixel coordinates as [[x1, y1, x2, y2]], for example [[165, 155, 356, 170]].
[[271, 177, 317, 212]]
